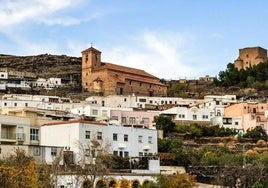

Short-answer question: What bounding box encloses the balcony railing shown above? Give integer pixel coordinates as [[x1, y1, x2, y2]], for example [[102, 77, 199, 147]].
[[1, 132, 16, 140], [1, 133, 25, 141]]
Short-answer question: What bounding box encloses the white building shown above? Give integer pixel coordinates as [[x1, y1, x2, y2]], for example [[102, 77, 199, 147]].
[[40, 120, 158, 164], [35, 77, 62, 90], [160, 105, 214, 124], [86, 95, 203, 109], [0, 94, 83, 112]]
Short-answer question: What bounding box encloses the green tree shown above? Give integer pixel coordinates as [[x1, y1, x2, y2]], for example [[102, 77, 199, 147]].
[[244, 126, 268, 141], [154, 114, 176, 137]]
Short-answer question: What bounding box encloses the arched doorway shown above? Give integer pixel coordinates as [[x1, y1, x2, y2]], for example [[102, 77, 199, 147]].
[[132, 180, 140, 188], [108, 179, 117, 188], [82, 179, 93, 188]]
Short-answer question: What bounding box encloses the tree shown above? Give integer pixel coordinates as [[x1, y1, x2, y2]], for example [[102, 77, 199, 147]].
[[76, 140, 113, 186], [154, 114, 176, 137], [148, 173, 196, 188], [0, 147, 53, 188], [244, 126, 268, 141]]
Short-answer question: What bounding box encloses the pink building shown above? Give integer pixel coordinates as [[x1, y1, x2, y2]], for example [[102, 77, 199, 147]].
[[224, 102, 268, 133]]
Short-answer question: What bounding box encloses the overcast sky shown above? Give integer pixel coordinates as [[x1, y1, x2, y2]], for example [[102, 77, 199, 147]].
[[1, 0, 268, 79]]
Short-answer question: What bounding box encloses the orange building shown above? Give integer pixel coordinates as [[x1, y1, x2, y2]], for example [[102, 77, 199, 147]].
[[224, 102, 268, 133], [81, 47, 167, 96]]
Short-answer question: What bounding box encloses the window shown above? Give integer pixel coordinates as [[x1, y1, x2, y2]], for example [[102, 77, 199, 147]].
[[192, 115, 197, 120], [121, 117, 127, 124], [129, 117, 136, 124], [139, 98, 146, 102], [223, 118, 232, 125], [4, 102, 7, 106], [92, 109, 98, 115], [148, 136, 152, 144], [113, 151, 118, 156], [138, 135, 143, 143], [113, 133, 118, 141], [139, 152, 143, 157], [30, 129, 39, 141], [111, 116, 118, 120], [129, 81, 132, 85], [51, 147, 57, 156], [25, 103, 28, 107], [120, 88, 123, 95], [33, 147, 40, 156], [235, 122, 239, 125], [202, 115, 208, 119], [14, 102, 17, 107], [102, 110, 107, 117], [142, 118, 149, 124], [124, 134, 128, 142], [124, 151, 129, 157], [85, 131, 90, 139], [124, 98, 127, 102], [97, 132, 102, 140]]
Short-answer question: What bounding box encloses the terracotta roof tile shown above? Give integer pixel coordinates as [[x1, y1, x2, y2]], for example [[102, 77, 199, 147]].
[[101, 62, 158, 79]]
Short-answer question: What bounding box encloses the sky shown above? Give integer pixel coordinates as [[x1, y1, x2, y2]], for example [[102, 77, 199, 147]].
[[1, 0, 268, 79]]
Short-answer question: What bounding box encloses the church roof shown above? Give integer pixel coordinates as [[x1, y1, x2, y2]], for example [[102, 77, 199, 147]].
[[101, 62, 158, 79], [81, 47, 101, 53], [100, 62, 165, 86]]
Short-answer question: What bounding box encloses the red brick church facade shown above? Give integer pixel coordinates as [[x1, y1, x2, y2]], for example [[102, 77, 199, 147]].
[[81, 47, 167, 96]]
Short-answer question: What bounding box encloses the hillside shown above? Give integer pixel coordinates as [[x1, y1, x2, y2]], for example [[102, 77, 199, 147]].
[[0, 54, 81, 84], [1, 53, 268, 100]]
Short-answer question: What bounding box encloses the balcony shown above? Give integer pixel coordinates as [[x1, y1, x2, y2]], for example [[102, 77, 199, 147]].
[[1, 132, 16, 143], [1, 133, 26, 143]]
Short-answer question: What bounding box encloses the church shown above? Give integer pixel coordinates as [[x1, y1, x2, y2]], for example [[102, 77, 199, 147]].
[[81, 47, 167, 96]]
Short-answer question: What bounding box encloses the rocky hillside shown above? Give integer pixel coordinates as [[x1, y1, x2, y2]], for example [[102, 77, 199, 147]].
[[0, 54, 82, 84], [1, 53, 267, 100]]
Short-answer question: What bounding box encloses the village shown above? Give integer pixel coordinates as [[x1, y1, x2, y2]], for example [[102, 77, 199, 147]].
[[0, 46, 268, 187]]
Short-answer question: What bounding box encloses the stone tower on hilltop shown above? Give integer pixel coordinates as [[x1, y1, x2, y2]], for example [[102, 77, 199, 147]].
[[234, 46, 268, 70]]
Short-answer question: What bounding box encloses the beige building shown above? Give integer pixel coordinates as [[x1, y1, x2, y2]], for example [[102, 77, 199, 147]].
[[81, 47, 167, 96], [0, 107, 68, 163], [224, 102, 268, 133], [234, 46, 268, 70]]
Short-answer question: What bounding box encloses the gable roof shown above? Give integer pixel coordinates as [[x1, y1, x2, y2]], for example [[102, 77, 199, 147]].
[[81, 47, 101, 53], [98, 63, 165, 86], [103, 62, 157, 79]]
